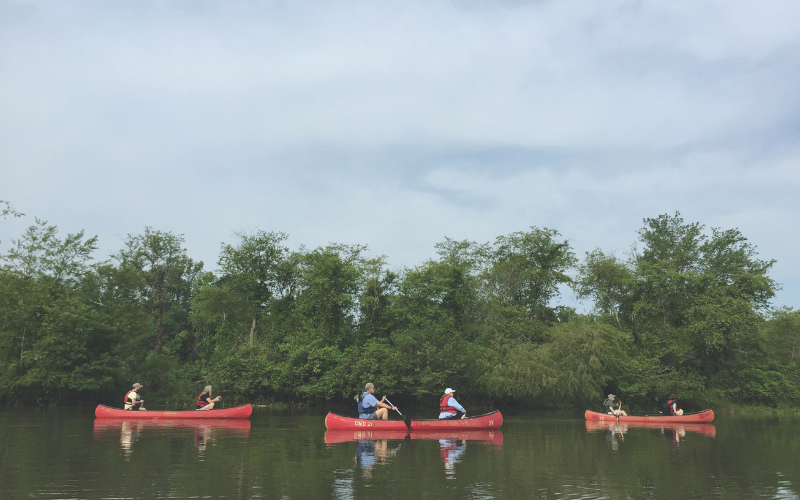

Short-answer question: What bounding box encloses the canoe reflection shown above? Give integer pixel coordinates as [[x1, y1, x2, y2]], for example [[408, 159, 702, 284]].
[[328, 429, 503, 478], [585, 420, 716, 438], [93, 418, 251, 456], [325, 429, 503, 446], [586, 420, 715, 450]]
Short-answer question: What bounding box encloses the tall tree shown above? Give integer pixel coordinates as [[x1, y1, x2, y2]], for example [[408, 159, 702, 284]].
[[574, 250, 631, 329], [487, 227, 576, 322], [217, 231, 289, 346], [116, 228, 202, 354]]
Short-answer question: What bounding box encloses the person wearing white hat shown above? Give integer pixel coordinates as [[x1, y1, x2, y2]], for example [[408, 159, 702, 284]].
[[439, 388, 466, 419]]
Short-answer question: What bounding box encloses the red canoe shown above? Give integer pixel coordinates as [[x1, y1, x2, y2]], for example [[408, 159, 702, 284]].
[[324, 410, 503, 431], [95, 404, 252, 419], [325, 429, 503, 446], [584, 409, 714, 423]]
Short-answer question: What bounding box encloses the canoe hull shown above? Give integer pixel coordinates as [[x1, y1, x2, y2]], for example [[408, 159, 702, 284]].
[[325, 410, 502, 430], [584, 409, 714, 423], [95, 404, 252, 419]]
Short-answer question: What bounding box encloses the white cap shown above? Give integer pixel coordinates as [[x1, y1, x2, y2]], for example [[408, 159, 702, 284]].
[[444, 388, 455, 394]]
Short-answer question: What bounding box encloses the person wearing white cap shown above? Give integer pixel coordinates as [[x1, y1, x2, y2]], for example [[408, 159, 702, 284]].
[[124, 383, 146, 411], [439, 388, 466, 419]]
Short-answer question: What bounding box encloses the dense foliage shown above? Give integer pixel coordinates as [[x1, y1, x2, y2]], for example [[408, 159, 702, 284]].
[[1, 206, 797, 411]]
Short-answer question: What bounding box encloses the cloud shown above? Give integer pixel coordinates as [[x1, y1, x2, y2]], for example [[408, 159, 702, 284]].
[[1, 0, 799, 308]]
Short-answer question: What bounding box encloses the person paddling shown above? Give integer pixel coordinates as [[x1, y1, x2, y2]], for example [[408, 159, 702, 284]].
[[196, 385, 221, 410], [603, 394, 626, 416], [662, 394, 684, 416], [357, 383, 397, 420], [124, 383, 146, 411], [439, 388, 466, 419]]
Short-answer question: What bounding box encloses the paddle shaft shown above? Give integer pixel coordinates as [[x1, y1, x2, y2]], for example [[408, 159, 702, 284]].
[[384, 398, 402, 416], [384, 397, 412, 430]]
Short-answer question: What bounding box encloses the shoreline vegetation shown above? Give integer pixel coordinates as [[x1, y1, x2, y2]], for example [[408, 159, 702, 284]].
[[1, 203, 799, 412]]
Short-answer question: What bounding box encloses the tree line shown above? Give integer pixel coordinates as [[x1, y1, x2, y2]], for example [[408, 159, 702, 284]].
[[1, 202, 798, 411]]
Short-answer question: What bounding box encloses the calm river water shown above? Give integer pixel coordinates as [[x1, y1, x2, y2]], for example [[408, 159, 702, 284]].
[[1, 408, 798, 499]]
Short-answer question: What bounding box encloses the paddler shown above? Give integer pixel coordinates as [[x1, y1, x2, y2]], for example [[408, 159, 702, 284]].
[[439, 388, 466, 419], [124, 383, 146, 411], [196, 385, 222, 410], [662, 394, 684, 416], [357, 383, 397, 420], [603, 394, 627, 416]]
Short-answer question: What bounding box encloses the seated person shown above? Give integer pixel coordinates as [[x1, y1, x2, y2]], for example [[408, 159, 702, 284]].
[[196, 385, 221, 410], [357, 383, 396, 420], [124, 383, 146, 411], [603, 394, 627, 416], [439, 388, 466, 419], [662, 394, 684, 415]]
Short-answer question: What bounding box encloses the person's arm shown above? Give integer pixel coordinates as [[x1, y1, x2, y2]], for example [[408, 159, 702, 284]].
[[449, 397, 465, 414], [376, 396, 396, 411]]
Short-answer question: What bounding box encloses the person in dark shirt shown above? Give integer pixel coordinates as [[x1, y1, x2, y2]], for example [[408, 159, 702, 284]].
[[603, 394, 627, 416], [196, 385, 221, 410], [662, 394, 684, 415]]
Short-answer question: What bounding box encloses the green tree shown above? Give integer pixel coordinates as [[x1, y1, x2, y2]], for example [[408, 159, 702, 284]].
[[487, 227, 576, 322], [0, 220, 115, 403], [217, 231, 289, 346], [574, 250, 631, 329], [116, 228, 202, 354]]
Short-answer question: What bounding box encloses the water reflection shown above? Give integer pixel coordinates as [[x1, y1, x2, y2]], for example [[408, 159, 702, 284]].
[[439, 439, 466, 476], [356, 439, 401, 478], [93, 418, 251, 457], [326, 429, 502, 479], [325, 429, 503, 446], [585, 420, 716, 450]]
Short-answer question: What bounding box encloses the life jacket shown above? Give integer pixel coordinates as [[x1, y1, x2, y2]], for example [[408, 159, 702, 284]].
[[357, 392, 376, 415], [662, 399, 676, 415], [440, 395, 457, 415], [197, 393, 210, 409], [124, 390, 138, 409]]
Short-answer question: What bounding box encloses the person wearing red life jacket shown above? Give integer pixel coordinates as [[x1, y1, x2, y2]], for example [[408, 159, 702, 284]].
[[439, 388, 466, 419], [124, 383, 146, 411], [196, 385, 221, 410], [662, 394, 684, 415]]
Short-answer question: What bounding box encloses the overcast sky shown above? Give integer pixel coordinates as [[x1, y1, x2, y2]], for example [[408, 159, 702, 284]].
[[1, 0, 799, 310]]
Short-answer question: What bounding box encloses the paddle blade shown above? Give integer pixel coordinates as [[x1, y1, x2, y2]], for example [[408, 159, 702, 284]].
[[403, 415, 412, 430]]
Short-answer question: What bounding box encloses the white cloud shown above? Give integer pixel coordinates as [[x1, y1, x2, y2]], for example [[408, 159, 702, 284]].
[[1, 0, 799, 308]]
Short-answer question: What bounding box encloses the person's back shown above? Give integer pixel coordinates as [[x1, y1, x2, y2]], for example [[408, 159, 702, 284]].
[[662, 394, 683, 415]]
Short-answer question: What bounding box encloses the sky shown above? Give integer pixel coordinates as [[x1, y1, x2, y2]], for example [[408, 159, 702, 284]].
[[1, 0, 799, 310]]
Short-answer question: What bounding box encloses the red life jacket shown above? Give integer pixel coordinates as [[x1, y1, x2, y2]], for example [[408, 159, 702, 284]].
[[666, 399, 676, 414], [440, 395, 457, 415], [197, 393, 209, 408], [124, 390, 138, 409]]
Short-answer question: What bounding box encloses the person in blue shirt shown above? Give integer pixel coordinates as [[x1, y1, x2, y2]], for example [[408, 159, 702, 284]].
[[357, 382, 398, 420], [439, 388, 466, 419]]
